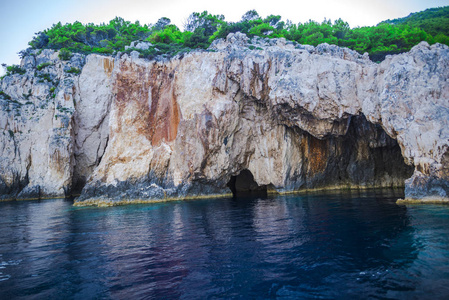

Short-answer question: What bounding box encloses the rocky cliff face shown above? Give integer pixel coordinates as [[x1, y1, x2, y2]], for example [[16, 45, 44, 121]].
[[0, 33, 447, 205]]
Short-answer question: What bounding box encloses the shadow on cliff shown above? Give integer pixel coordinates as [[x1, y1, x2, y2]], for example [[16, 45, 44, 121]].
[[296, 114, 414, 190], [225, 114, 414, 198]]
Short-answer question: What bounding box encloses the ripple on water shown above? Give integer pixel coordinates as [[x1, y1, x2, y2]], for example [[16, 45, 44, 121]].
[[0, 191, 448, 298]]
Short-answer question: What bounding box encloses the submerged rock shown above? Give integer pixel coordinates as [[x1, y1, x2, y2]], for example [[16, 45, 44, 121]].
[[0, 35, 447, 205]]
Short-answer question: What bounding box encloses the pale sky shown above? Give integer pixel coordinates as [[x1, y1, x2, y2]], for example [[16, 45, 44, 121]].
[[1, 0, 448, 76]]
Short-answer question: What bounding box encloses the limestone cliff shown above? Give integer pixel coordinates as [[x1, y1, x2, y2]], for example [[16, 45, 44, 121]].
[[0, 33, 447, 205]]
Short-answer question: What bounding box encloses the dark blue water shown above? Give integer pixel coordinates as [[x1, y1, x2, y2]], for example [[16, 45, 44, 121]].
[[1, 189, 449, 299]]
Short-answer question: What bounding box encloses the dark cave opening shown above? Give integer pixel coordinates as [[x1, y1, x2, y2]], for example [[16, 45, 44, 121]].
[[227, 169, 268, 197], [71, 177, 87, 195], [300, 115, 414, 190]]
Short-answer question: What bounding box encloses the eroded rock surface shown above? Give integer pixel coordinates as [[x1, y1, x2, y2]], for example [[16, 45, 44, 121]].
[[0, 51, 112, 199], [0, 33, 447, 204]]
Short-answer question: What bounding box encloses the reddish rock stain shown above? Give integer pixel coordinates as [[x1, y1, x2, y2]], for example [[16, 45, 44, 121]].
[[115, 61, 181, 146], [301, 135, 329, 174], [103, 58, 114, 77]]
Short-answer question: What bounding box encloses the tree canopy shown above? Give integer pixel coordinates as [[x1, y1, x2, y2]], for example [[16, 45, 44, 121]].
[[25, 7, 449, 62], [381, 6, 449, 37]]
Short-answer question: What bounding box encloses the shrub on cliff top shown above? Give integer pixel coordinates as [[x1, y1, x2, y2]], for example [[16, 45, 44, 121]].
[[65, 67, 81, 74], [0, 91, 12, 100], [147, 25, 185, 44], [58, 48, 72, 60], [22, 6, 449, 62], [36, 62, 52, 71], [6, 65, 26, 76]]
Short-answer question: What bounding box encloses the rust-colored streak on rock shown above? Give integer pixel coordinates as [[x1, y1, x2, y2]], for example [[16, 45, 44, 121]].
[[147, 65, 180, 146], [115, 62, 152, 139], [50, 149, 64, 175], [440, 150, 449, 179], [103, 58, 114, 77], [250, 61, 271, 100], [115, 60, 180, 146], [304, 135, 329, 174], [416, 162, 430, 176], [169, 86, 181, 142], [250, 63, 260, 97]]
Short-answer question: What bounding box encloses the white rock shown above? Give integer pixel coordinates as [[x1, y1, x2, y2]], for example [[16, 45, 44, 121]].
[[1, 38, 448, 203]]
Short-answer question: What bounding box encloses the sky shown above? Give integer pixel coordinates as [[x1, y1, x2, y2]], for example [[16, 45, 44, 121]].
[[1, 0, 448, 76]]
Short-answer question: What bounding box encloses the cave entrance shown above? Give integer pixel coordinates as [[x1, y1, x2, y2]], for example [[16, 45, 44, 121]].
[[227, 169, 268, 197]]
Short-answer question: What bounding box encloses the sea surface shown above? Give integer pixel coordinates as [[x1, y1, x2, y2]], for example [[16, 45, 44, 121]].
[[1, 189, 449, 299]]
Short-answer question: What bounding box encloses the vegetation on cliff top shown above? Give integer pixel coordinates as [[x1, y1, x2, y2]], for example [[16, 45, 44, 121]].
[[381, 6, 449, 37], [14, 6, 449, 63]]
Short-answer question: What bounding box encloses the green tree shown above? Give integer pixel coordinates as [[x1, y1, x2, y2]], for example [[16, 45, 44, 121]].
[[152, 17, 171, 31], [23, 6, 449, 62], [185, 11, 225, 36], [148, 25, 184, 44], [241, 10, 261, 22]]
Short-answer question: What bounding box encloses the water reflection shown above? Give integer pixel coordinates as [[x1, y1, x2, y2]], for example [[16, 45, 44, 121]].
[[0, 189, 448, 299]]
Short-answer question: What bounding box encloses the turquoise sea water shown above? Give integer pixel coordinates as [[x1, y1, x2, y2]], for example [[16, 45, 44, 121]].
[[0, 189, 449, 299]]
